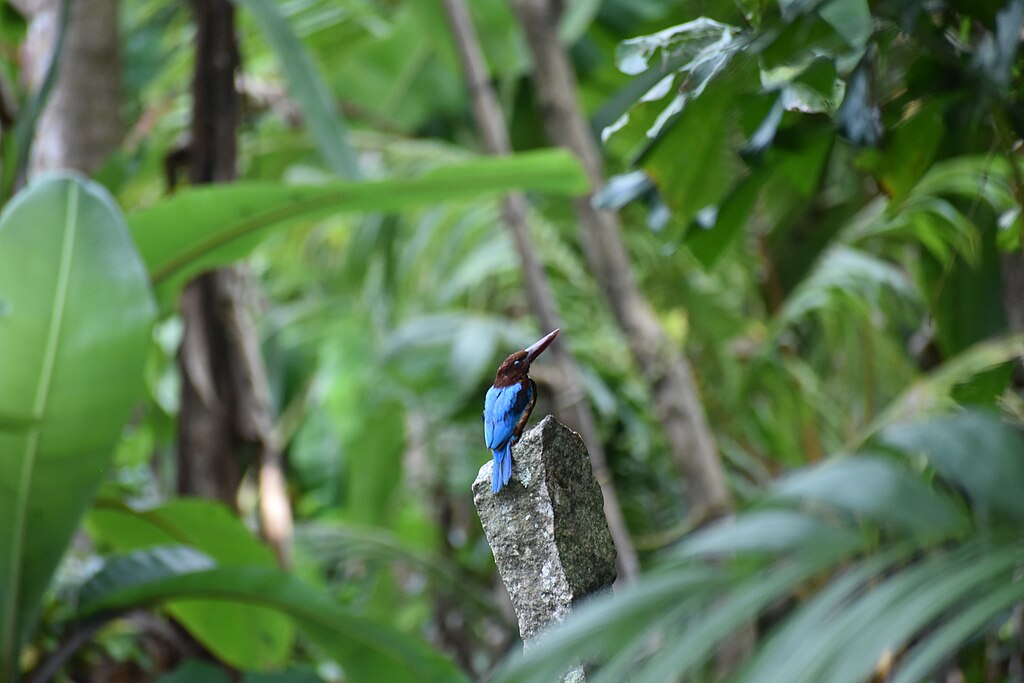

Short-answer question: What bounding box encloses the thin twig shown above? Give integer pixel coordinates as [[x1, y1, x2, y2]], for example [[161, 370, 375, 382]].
[[26, 614, 108, 683]]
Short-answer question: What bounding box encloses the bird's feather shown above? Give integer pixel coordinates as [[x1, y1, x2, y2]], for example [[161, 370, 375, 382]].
[[484, 382, 531, 449], [483, 381, 535, 492]]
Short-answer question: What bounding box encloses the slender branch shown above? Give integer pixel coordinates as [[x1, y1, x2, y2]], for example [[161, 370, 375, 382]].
[[25, 615, 108, 683], [439, 0, 639, 580], [508, 0, 734, 526]]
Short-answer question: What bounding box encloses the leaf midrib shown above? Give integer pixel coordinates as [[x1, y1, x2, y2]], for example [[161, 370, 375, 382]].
[[1, 182, 79, 670]]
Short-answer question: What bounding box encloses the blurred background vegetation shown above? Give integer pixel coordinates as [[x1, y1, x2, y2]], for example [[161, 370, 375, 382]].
[[1, 0, 1023, 681]]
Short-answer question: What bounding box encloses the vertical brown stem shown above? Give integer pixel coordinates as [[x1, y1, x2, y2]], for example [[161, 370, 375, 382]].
[[177, 0, 243, 506], [178, 0, 292, 563], [508, 0, 733, 526], [439, 0, 639, 580]]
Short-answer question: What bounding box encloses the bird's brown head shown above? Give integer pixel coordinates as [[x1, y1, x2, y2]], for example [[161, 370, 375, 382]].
[[493, 329, 559, 387]]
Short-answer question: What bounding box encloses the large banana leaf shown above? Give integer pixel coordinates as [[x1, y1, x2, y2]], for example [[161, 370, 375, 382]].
[[127, 149, 588, 305], [0, 174, 155, 680], [87, 498, 295, 669]]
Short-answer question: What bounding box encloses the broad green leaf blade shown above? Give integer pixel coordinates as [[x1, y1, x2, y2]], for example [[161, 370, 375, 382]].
[[242, 667, 323, 683], [826, 546, 1019, 683], [237, 0, 359, 179], [623, 551, 846, 683], [772, 455, 969, 540], [866, 334, 1024, 434], [772, 246, 918, 333], [492, 568, 722, 683], [674, 509, 862, 560], [643, 70, 743, 228], [158, 665, 323, 683], [735, 547, 916, 683], [78, 546, 216, 607], [154, 660, 231, 683], [89, 498, 279, 565], [0, 173, 155, 677], [890, 577, 1024, 683], [784, 547, 970, 683], [879, 410, 1024, 522], [296, 522, 495, 615], [128, 149, 589, 304], [76, 564, 469, 683], [685, 168, 765, 269], [87, 499, 293, 669]]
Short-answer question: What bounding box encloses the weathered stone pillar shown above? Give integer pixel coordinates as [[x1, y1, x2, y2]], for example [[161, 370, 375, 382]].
[[473, 415, 617, 678]]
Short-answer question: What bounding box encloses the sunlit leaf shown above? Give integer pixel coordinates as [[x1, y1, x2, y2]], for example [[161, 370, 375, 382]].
[[77, 559, 469, 683], [0, 174, 155, 678], [129, 150, 589, 306], [87, 498, 295, 669]]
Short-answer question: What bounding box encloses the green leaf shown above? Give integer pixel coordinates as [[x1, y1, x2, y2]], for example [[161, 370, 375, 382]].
[[89, 498, 279, 565], [784, 545, 985, 683], [558, 0, 601, 42], [735, 547, 915, 683], [76, 562, 469, 683], [492, 569, 722, 683], [857, 99, 946, 203], [772, 455, 969, 540], [78, 545, 216, 607], [155, 660, 231, 683], [244, 670, 323, 683], [926, 219, 1007, 356], [5, 0, 70, 199], [623, 551, 846, 683], [237, 0, 359, 179], [773, 246, 917, 332], [910, 156, 1014, 208], [890, 577, 1024, 683], [87, 499, 293, 669], [819, 0, 871, 50], [128, 150, 589, 305], [826, 546, 1019, 683], [643, 67, 744, 227], [879, 410, 1024, 522], [867, 335, 1024, 434], [685, 167, 766, 269], [0, 173, 155, 678], [675, 509, 862, 559], [688, 124, 834, 269], [614, 18, 738, 76]]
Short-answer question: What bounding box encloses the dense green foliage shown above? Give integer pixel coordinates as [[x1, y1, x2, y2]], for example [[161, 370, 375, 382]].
[[0, 0, 1023, 681]]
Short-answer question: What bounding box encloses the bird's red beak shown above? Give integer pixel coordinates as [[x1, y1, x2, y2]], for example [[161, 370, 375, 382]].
[[524, 329, 560, 363]]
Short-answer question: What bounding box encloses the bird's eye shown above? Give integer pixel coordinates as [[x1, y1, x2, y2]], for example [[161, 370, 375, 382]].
[[514, 360, 521, 367]]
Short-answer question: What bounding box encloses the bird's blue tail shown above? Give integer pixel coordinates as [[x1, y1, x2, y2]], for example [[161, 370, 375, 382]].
[[491, 440, 514, 493]]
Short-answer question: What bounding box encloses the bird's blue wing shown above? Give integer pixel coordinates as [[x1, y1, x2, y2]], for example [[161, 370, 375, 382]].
[[484, 383, 527, 449]]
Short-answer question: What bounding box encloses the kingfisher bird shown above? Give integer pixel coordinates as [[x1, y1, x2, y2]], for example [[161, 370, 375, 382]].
[[483, 329, 560, 493]]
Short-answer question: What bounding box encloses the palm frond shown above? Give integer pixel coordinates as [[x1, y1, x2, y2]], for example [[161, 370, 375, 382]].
[[495, 411, 1024, 683]]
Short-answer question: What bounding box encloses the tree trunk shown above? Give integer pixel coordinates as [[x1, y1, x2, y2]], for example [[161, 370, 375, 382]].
[[509, 0, 733, 526], [439, 0, 639, 581], [15, 0, 122, 176], [179, 0, 292, 564]]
